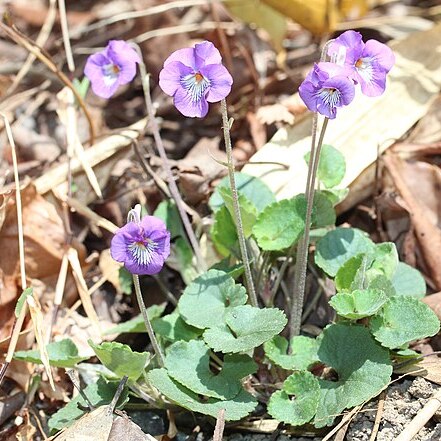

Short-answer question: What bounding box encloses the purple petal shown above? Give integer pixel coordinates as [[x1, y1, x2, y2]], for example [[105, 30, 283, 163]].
[[173, 87, 209, 118], [163, 47, 196, 69], [356, 66, 387, 97], [328, 30, 363, 66], [323, 76, 355, 106], [107, 40, 140, 65], [84, 52, 119, 99], [110, 222, 139, 262], [200, 64, 233, 102], [152, 231, 171, 259], [299, 80, 319, 113], [159, 61, 193, 96], [140, 216, 167, 235], [363, 40, 395, 73], [194, 41, 222, 70]]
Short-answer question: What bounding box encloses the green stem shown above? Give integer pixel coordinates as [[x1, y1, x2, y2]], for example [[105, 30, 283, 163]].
[[132, 43, 207, 272], [133, 274, 165, 367], [220, 99, 257, 307], [289, 117, 329, 338]]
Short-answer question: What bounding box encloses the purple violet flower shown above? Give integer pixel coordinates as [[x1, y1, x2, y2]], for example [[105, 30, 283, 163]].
[[299, 62, 355, 119], [84, 40, 140, 99], [327, 30, 395, 97], [159, 41, 233, 118], [110, 215, 170, 275]]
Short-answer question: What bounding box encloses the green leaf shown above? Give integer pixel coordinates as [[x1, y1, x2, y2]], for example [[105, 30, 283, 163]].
[[104, 304, 166, 335], [15, 287, 33, 317], [174, 237, 198, 285], [164, 340, 256, 400], [321, 188, 349, 206], [329, 289, 388, 320], [154, 200, 185, 240], [148, 368, 257, 421], [89, 341, 150, 381], [268, 371, 320, 425], [369, 297, 440, 349], [74, 77, 90, 100], [209, 172, 275, 213], [314, 324, 392, 428], [211, 205, 238, 256], [392, 262, 426, 298], [335, 254, 367, 291], [312, 192, 336, 228], [252, 198, 305, 251], [368, 275, 397, 298], [14, 339, 89, 368], [315, 228, 375, 277], [48, 376, 128, 433], [366, 242, 398, 281], [210, 260, 244, 280], [219, 187, 258, 238], [203, 305, 287, 353], [264, 335, 319, 370], [118, 267, 133, 295], [152, 311, 202, 342], [178, 270, 247, 329], [305, 145, 346, 189]]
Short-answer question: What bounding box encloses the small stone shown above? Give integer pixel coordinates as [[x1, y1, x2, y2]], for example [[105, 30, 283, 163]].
[[408, 377, 434, 399]]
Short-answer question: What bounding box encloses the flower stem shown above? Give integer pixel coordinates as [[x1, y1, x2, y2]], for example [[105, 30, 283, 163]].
[[220, 99, 257, 307], [289, 117, 329, 338], [132, 274, 165, 367], [133, 43, 207, 272]]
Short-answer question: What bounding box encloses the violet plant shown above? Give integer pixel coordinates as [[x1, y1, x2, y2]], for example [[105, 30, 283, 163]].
[[17, 33, 439, 435]]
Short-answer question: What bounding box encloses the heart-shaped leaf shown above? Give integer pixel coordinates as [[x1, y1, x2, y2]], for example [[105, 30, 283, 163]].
[[268, 371, 320, 425], [369, 297, 440, 349], [329, 289, 388, 320], [178, 270, 247, 330], [264, 335, 319, 370], [203, 305, 287, 353], [391, 262, 426, 298], [209, 172, 275, 213], [315, 228, 375, 277], [211, 205, 238, 256], [252, 198, 306, 251], [304, 144, 346, 189], [152, 311, 202, 343], [14, 338, 89, 368], [314, 323, 392, 428], [104, 304, 166, 335], [148, 368, 257, 421], [89, 341, 150, 381], [165, 340, 256, 399]]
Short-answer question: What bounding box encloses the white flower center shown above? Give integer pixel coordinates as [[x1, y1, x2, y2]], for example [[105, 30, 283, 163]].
[[128, 240, 157, 266], [355, 58, 374, 83], [102, 63, 120, 86], [180, 72, 210, 102], [318, 87, 341, 107]]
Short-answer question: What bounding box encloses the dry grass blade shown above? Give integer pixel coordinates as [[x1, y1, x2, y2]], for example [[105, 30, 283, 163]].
[[56, 87, 103, 199], [26, 295, 55, 390], [67, 248, 100, 333], [213, 408, 226, 441], [0, 20, 95, 145], [34, 118, 146, 197]]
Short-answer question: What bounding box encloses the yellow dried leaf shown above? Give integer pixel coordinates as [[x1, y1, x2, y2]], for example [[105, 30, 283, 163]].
[[26, 294, 55, 390]]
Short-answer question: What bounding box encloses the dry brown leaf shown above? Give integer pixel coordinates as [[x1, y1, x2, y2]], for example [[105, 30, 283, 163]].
[[99, 249, 122, 292], [383, 154, 441, 290], [422, 292, 441, 322], [256, 104, 295, 126], [34, 119, 146, 205], [0, 184, 85, 340], [108, 414, 154, 441], [243, 23, 441, 214], [49, 405, 114, 441], [395, 357, 441, 386]]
